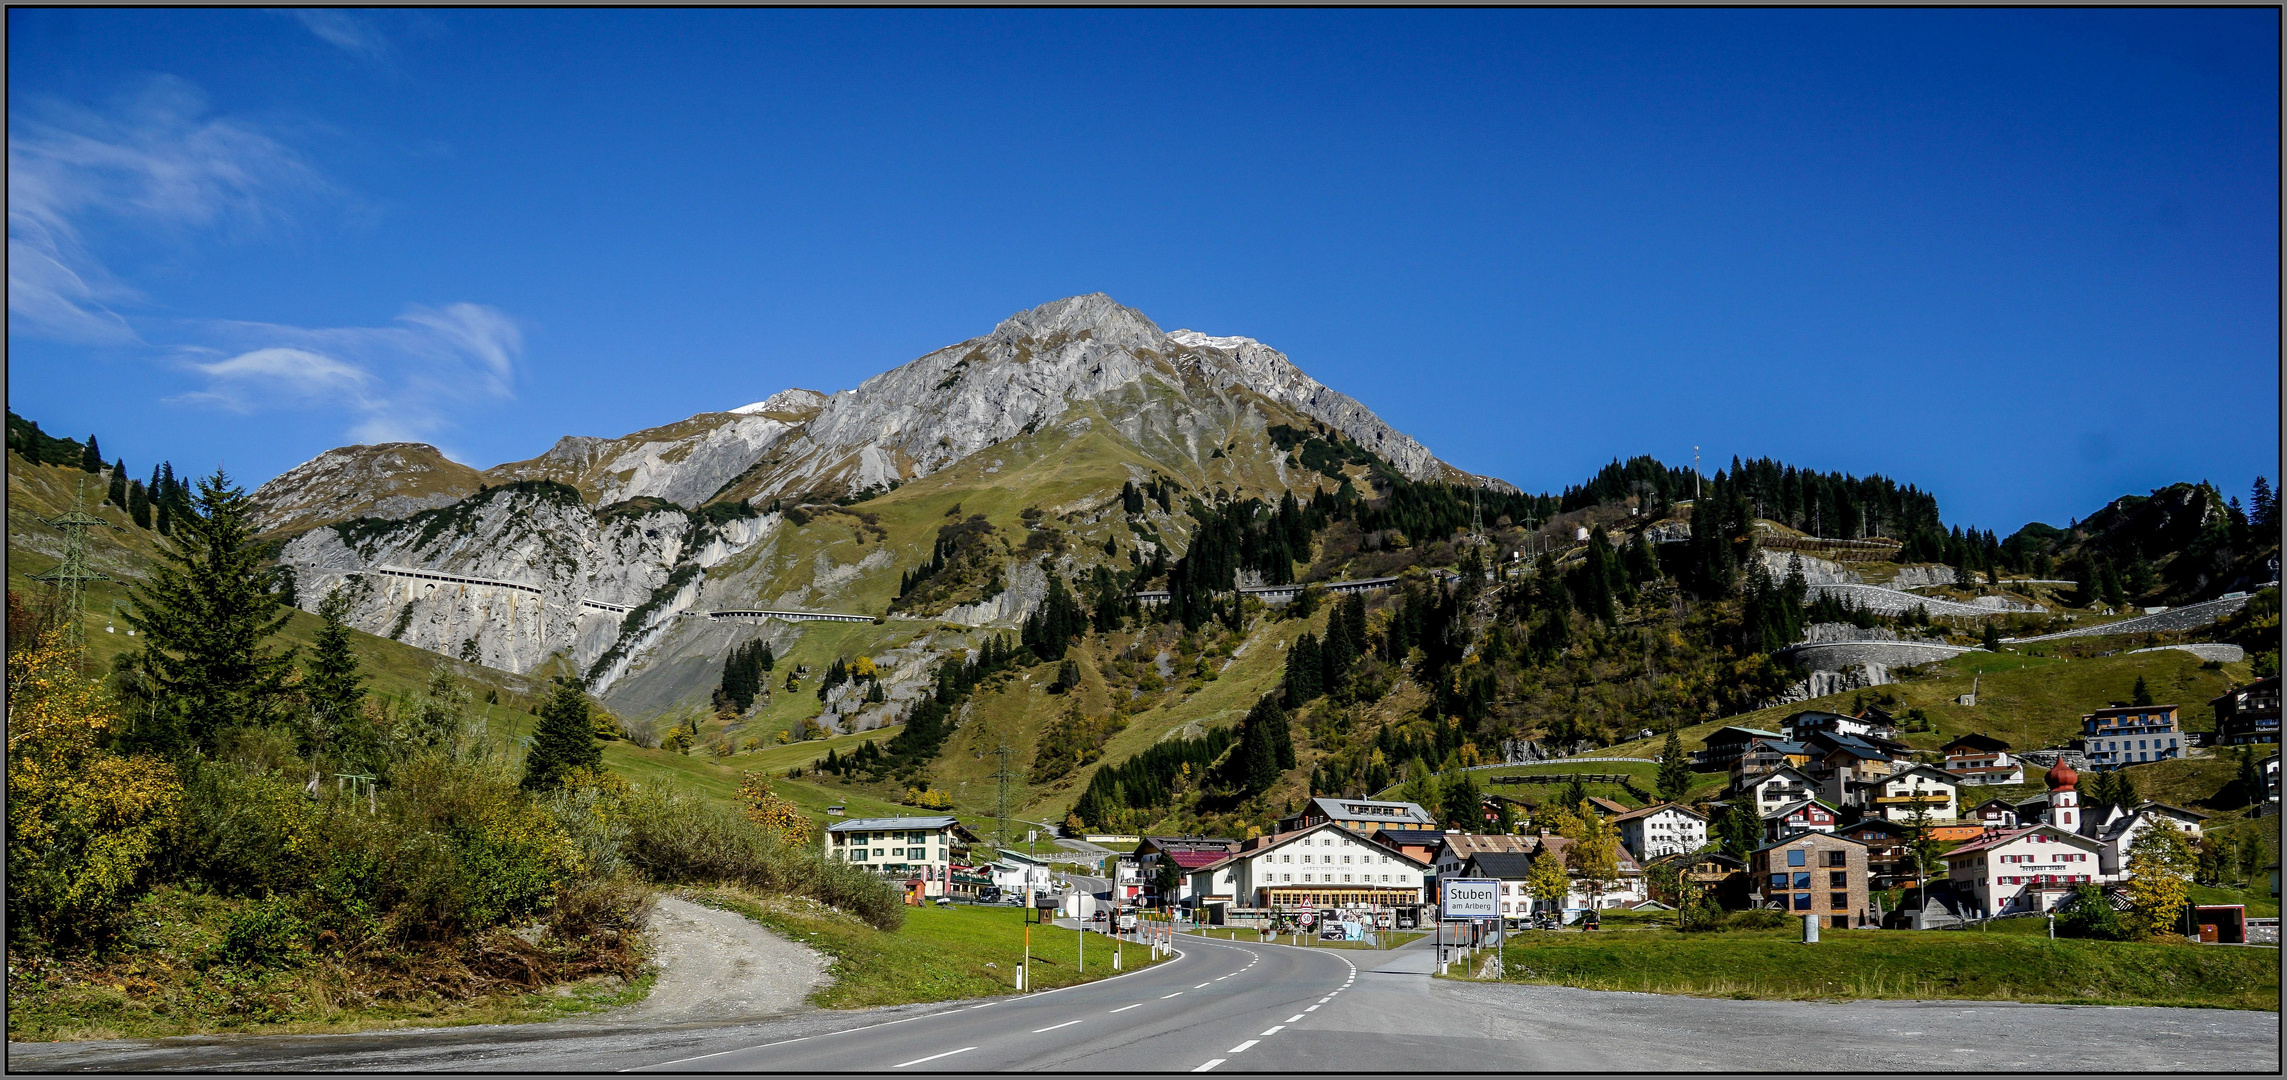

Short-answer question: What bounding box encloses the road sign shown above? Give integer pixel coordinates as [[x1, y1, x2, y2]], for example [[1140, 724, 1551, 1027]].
[[1439, 878, 1501, 920]]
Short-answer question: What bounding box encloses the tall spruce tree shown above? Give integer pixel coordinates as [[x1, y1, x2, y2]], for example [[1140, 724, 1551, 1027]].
[[128, 479, 152, 528], [1656, 726, 1691, 803], [122, 469, 297, 756], [523, 677, 603, 790], [303, 585, 371, 767], [106, 458, 128, 509], [80, 435, 101, 473]]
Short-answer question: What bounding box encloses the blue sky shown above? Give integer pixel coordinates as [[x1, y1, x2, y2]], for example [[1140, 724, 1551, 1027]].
[[8, 8, 2278, 533]]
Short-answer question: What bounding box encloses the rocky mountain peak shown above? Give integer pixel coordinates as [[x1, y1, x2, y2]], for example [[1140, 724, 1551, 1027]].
[[987, 293, 1167, 354]]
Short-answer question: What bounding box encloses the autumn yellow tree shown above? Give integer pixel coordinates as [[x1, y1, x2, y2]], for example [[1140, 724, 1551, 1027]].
[[1560, 800, 1621, 911], [6, 630, 181, 947], [2124, 822, 2195, 939], [740, 772, 813, 847]]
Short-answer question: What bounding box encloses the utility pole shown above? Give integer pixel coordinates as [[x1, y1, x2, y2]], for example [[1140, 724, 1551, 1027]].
[[1693, 447, 1701, 500], [31, 478, 119, 656]]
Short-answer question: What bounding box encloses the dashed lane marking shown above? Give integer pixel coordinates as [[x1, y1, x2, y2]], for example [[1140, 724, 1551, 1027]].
[[1195, 982, 1212, 988], [1259, 1026, 1285, 1036], [1110, 1003, 1144, 1013], [1033, 1020, 1083, 1033], [892, 1047, 977, 1069], [1305, 1005, 1320, 1012], [1285, 1014, 1304, 1023], [1163, 992, 1184, 999], [1229, 1040, 1260, 1053], [1192, 1060, 1226, 1072]]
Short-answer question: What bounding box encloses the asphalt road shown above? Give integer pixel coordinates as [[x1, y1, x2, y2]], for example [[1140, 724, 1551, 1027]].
[[9, 930, 2278, 1072]]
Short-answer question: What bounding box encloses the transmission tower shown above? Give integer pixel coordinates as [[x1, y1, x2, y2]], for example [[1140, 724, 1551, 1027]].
[[30, 478, 119, 655], [991, 738, 1021, 848]]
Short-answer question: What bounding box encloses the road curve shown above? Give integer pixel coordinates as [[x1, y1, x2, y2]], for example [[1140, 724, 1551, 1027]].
[[633, 929, 1355, 1072]]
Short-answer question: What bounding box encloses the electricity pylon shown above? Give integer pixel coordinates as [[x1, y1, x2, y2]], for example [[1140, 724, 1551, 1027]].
[[30, 478, 119, 654], [991, 738, 1021, 848]]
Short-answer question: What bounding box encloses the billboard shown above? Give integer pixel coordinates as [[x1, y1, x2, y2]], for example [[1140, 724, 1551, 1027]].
[[1439, 878, 1501, 920]]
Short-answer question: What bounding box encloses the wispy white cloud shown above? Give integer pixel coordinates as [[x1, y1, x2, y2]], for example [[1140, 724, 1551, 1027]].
[[7, 76, 326, 343], [174, 304, 526, 445], [289, 10, 393, 62]]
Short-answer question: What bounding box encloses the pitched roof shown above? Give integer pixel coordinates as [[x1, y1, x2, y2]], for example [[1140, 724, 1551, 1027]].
[[1765, 797, 1840, 820], [1841, 817, 1908, 839], [1943, 823, 2103, 858], [1297, 797, 1436, 824], [1167, 850, 1229, 870], [1747, 765, 1822, 788], [1808, 732, 1893, 760], [827, 816, 960, 833], [1612, 801, 1708, 824], [1943, 733, 2012, 754], [1584, 796, 1633, 816], [1464, 851, 1540, 879], [1437, 833, 1535, 859], [1371, 828, 1446, 847]]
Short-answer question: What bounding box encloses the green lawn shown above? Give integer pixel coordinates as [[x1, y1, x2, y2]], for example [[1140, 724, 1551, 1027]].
[[683, 886, 1164, 1007], [1492, 926, 2279, 1010]]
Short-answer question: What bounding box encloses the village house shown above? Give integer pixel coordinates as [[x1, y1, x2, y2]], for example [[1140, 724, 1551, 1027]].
[[1730, 737, 1814, 784], [1750, 831, 1875, 928], [1464, 837, 1647, 918], [1432, 832, 1533, 879], [1612, 802, 1709, 861], [1967, 796, 2020, 830], [1278, 797, 1436, 835], [1582, 796, 1633, 818], [1810, 735, 1898, 807], [1693, 726, 1788, 770], [1784, 708, 1901, 745], [825, 816, 979, 899], [1838, 817, 1913, 888], [1186, 822, 1433, 917], [1761, 797, 1841, 842], [2085, 801, 2207, 877], [1134, 836, 1237, 907], [1868, 765, 1960, 823], [1738, 764, 1822, 812], [1942, 824, 2109, 916], [1646, 850, 1749, 907], [2213, 675, 2281, 747], [2082, 704, 2184, 768], [1942, 733, 2026, 786]]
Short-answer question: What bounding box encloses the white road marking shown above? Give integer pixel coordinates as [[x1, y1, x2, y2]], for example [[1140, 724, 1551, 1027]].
[[971, 1002, 997, 1008], [1318, 997, 1332, 1003], [1285, 1014, 1304, 1023], [1193, 1060, 1226, 1072], [1163, 992, 1184, 999], [1110, 1003, 1144, 1013], [1259, 1025, 1285, 1036], [1305, 1005, 1320, 1012], [1229, 1040, 1260, 1053], [892, 1046, 977, 1068], [1033, 1020, 1083, 1033], [1195, 982, 1212, 988]]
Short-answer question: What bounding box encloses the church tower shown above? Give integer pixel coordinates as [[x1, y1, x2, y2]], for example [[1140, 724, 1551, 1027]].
[[2045, 759, 2080, 832]]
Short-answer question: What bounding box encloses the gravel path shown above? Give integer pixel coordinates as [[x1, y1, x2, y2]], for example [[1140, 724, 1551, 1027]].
[[598, 894, 830, 1025]]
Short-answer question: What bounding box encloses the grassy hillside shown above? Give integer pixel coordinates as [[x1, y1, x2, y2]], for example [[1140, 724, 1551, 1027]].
[[1598, 646, 2256, 763]]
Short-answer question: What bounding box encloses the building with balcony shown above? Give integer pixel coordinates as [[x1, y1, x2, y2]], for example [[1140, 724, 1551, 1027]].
[[2081, 704, 2183, 768], [826, 816, 981, 899], [1941, 733, 2025, 786], [1869, 765, 1959, 823], [2212, 676, 2280, 747]]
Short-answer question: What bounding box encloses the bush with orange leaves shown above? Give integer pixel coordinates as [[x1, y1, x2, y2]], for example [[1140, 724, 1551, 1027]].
[[740, 772, 814, 847], [6, 630, 182, 949]]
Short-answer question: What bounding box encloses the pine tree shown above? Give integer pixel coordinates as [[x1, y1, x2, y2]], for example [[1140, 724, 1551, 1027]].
[[121, 469, 297, 756], [1284, 632, 1323, 704], [152, 463, 173, 535], [128, 478, 151, 528], [2132, 675, 2153, 707], [2252, 477, 2278, 534], [523, 677, 603, 790], [106, 459, 128, 510], [1656, 726, 1691, 802], [80, 435, 101, 473], [303, 585, 371, 767]]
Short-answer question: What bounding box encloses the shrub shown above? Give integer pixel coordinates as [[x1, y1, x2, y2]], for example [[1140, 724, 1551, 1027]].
[[216, 895, 309, 969], [168, 760, 324, 898], [2055, 885, 2130, 941], [619, 783, 903, 930], [1721, 907, 1791, 931], [6, 631, 183, 949]]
